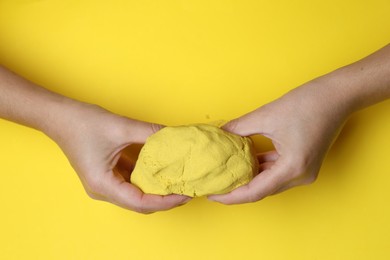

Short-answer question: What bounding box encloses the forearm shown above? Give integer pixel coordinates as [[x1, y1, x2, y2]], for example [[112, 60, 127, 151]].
[[0, 66, 79, 136], [211, 44, 390, 205], [316, 44, 390, 114]]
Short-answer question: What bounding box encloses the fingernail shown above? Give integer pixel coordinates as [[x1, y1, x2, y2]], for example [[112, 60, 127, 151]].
[[183, 197, 192, 202], [179, 197, 191, 204]]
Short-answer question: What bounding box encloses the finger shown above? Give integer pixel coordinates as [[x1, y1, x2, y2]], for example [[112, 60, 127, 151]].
[[136, 192, 192, 214], [124, 119, 164, 144], [258, 161, 274, 173], [257, 151, 279, 164], [271, 184, 293, 196], [222, 109, 264, 136], [114, 154, 134, 182], [104, 173, 191, 213], [270, 174, 316, 196], [207, 159, 288, 204]]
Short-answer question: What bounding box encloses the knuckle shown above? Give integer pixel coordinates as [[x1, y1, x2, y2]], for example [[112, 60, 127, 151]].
[[87, 181, 100, 194], [247, 192, 263, 203], [287, 156, 309, 180], [85, 190, 100, 200], [223, 119, 239, 133], [287, 159, 318, 186], [86, 177, 104, 197], [302, 174, 318, 185], [294, 162, 307, 178], [133, 200, 154, 214], [291, 156, 319, 185], [151, 123, 163, 133], [135, 206, 153, 215]]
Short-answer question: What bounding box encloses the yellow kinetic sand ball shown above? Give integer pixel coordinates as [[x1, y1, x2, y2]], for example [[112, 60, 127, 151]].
[[130, 124, 259, 197]]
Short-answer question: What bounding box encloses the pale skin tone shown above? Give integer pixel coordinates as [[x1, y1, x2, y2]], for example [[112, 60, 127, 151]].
[[208, 44, 390, 204], [0, 66, 191, 214], [1, 45, 389, 212]]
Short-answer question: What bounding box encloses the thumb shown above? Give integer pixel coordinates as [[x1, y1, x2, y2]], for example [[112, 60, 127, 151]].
[[102, 172, 191, 213], [123, 118, 164, 144], [207, 158, 289, 204], [222, 109, 264, 137]]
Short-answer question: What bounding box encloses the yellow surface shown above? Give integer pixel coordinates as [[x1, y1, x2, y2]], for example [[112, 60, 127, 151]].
[[131, 124, 257, 197], [0, 1, 389, 259]]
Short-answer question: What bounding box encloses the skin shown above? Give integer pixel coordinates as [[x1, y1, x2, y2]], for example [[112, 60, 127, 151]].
[[1, 45, 389, 211], [0, 66, 191, 214], [208, 44, 390, 204]]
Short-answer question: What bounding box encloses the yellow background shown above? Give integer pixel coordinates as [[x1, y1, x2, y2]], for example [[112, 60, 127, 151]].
[[1, 1, 389, 259]]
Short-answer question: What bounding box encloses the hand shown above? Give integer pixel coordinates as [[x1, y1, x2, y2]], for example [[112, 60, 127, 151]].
[[47, 101, 191, 213], [208, 44, 390, 204], [208, 80, 351, 204], [0, 66, 190, 213]]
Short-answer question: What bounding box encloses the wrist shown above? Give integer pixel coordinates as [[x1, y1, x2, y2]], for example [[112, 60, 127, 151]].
[[299, 64, 374, 123], [39, 96, 88, 142], [288, 73, 355, 125], [316, 69, 359, 116], [323, 45, 390, 112]]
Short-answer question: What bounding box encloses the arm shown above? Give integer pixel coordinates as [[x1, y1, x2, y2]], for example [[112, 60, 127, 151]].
[[209, 44, 390, 204], [0, 66, 190, 213]]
